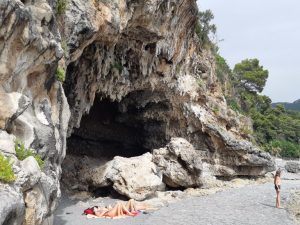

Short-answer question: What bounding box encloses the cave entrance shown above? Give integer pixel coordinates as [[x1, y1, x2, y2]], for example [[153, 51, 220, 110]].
[[67, 91, 169, 159], [67, 97, 150, 159], [62, 91, 170, 196]]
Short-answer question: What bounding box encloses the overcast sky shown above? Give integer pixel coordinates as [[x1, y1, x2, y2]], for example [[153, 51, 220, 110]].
[[197, 0, 300, 103]]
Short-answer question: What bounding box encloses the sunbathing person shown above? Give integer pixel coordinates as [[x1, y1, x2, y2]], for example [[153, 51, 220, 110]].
[[85, 199, 154, 219], [93, 202, 136, 219]]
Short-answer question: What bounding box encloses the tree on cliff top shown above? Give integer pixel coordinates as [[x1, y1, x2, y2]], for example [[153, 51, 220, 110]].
[[227, 58, 300, 157], [233, 58, 269, 93], [195, 10, 217, 48]]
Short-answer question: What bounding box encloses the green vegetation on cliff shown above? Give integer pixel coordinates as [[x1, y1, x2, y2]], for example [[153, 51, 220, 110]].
[[15, 141, 44, 168], [56, 0, 68, 15], [56, 67, 66, 82], [195, 9, 217, 49], [0, 153, 16, 183], [216, 57, 300, 158], [194, 9, 300, 157]]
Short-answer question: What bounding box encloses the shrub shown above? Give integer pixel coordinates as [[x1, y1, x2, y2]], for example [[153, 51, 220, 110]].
[[227, 98, 241, 112], [0, 153, 16, 183], [15, 141, 44, 169], [56, 0, 68, 15], [265, 140, 300, 158], [56, 67, 66, 82], [215, 54, 232, 82]]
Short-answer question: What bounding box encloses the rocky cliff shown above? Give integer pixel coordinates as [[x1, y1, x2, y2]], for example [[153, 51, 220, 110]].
[[0, 0, 274, 224]]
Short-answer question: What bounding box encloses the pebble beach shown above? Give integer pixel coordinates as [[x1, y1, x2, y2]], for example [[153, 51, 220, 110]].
[[54, 179, 300, 225]]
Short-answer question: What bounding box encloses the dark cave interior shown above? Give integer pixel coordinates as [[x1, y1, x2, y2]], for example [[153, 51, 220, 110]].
[[66, 91, 170, 159]]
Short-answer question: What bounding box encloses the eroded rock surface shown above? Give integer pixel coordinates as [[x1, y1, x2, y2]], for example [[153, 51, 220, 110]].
[[153, 138, 203, 188], [62, 0, 275, 189], [105, 153, 165, 200], [19, 156, 42, 191], [0, 0, 69, 224], [0, 185, 25, 225]]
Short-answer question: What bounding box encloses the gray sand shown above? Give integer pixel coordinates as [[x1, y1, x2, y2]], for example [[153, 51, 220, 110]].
[[54, 180, 300, 225]]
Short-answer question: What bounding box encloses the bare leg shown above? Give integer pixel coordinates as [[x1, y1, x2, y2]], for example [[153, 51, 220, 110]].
[[277, 191, 281, 208], [126, 199, 152, 211], [105, 203, 124, 218], [125, 199, 136, 212], [121, 203, 135, 216], [105, 202, 137, 218], [276, 190, 281, 208]]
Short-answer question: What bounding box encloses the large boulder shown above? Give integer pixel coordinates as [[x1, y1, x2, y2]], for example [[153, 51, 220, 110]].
[[285, 161, 300, 174], [17, 156, 42, 191], [62, 153, 165, 200], [153, 138, 203, 188], [103, 153, 165, 200]]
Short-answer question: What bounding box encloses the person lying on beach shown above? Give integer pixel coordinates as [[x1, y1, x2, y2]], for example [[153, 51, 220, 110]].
[[84, 199, 155, 219], [93, 202, 136, 219]]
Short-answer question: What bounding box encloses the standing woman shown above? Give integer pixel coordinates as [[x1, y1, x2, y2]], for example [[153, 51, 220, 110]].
[[274, 169, 282, 208]]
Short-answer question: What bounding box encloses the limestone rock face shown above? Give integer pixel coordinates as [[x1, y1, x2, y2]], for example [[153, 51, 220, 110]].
[[0, 130, 16, 155], [0, 92, 30, 130], [153, 138, 203, 188], [0, 0, 70, 224], [61, 0, 274, 184], [23, 183, 50, 225], [0, 185, 25, 225]]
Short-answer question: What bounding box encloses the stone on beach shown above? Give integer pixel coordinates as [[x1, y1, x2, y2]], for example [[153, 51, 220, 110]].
[[104, 153, 165, 200], [153, 138, 203, 188], [285, 161, 300, 174]]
